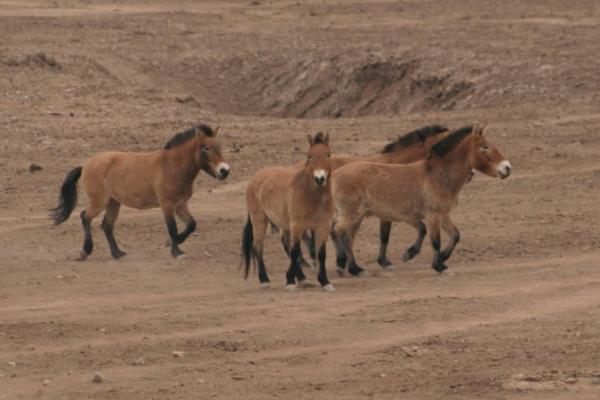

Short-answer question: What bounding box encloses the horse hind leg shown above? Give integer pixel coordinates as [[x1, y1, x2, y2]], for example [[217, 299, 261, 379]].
[[101, 198, 126, 260], [78, 198, 108, 261], [403, 220, 427, 262], [335, 217, 364, 277]]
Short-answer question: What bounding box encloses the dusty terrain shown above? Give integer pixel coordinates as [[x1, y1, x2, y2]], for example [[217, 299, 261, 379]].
[[1, 0, 600, 399]]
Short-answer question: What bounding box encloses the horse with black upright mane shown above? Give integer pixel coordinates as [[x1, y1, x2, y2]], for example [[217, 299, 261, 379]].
[[332, 124, 511, 275], [51, 124, 230, 259]]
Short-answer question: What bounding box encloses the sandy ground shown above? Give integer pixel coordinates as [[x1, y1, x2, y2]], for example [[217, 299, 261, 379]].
[[1, 0, 600, 399]]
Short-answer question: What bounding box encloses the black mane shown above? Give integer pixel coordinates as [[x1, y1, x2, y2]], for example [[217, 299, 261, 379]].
[[163, 124, 215, 149], [428, 126, 473, 158], [381, 125, 448, 153]]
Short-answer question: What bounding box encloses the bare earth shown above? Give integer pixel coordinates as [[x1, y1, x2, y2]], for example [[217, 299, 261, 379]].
[[1, 1, 600, 399]]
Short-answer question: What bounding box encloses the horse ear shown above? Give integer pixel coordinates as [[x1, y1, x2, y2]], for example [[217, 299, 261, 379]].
[[323, 133, 330, 144], [307, 134, 314, 145], [472, 124, 485, 137], [212, 126, 220, 137]]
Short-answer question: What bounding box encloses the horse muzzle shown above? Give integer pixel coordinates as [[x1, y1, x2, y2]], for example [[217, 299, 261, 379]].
[[217, 163, 230, 180], [496, 160, 512, 179], [314, 169, 327, 187]]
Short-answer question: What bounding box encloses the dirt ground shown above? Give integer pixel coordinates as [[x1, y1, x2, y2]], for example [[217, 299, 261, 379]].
[[1, 0, 600, 399]]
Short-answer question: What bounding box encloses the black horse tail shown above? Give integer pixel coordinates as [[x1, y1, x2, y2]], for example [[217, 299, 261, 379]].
[[51, 166, 82, 225], [241, 215, 254, 279]]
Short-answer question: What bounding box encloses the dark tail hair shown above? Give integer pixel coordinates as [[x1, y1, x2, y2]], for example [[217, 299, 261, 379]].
[[241, 215, 254, 279], [51, 166, 82, 225]]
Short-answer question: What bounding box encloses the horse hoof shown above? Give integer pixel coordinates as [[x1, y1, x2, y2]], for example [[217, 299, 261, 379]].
[[285, 284, 298, 292], [348, 266, 364, 277], [322, 284, 336, 293], [260, 282, 271, 290], [175, 253, 187, 260], [112, 251, 127, 260], [336, 267, 346, 277], [383, 264, 397, 272], [432, 263, 448, 273], [77, 251, 88, 261], [297, 279, 316, 289]]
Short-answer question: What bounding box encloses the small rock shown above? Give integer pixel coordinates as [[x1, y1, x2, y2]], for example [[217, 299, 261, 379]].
[[172, 351, 185, 358], [29, 163, 43, 173], [565, 377, 578, 384], [133, 357, 146, 366], [379, 373, 387, 378], [92, 372, 104, 384], [7, 361, 16, 367], [43, 379, 51, 386]]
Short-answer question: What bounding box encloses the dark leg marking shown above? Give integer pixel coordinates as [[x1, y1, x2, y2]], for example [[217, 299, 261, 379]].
[[404, 221, 427, 261], [101, 216, 126, 259], [340, 230, 364, 277], [431, 234, 448, 273], [317, 244, 331, 287], [286, 242, 302, 286], [175, 219, 197, 245], [80, 211, 93, 259], [165, 216, 184, 258], [254, 248, 270, 285], [377, 220, 393, 268]]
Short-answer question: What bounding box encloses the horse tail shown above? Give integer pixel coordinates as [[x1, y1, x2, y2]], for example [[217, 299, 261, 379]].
[[51, 166, 82, 225], [241, 215, 254, 279]]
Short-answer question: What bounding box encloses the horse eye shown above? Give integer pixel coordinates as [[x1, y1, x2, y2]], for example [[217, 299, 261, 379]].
[[327, 153, 331, 157], [480, 145, 490, 151], [308, 155, 312, 160], [203, 146, 210, 151]]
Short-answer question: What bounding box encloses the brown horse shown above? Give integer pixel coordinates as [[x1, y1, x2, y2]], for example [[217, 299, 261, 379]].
[[51, 124, 230, 259], [292, 125, 450, 272], [242, 132, 335, 292], [332, 124, 511, 274]]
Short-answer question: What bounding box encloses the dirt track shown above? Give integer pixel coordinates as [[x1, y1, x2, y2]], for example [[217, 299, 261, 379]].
[[2, 1, 600, 399]]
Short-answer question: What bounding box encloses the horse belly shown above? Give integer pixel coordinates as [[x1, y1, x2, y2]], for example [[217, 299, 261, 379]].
[[365, 186, 423, 222], [106, 170, 158, 210]]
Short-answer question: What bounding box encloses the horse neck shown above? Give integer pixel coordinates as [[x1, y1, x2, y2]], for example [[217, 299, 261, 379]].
[[165, 140, 201, 183], [427, 138, 473, 194]]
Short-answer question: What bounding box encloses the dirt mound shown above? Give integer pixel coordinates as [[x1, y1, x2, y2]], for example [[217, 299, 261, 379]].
[[219, 56, 474, 118]]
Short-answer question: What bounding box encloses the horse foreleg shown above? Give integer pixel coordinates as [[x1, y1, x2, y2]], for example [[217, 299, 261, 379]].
[[403, 220, 427, 262], [439, 215, 460, 263], [101, 198, 126, 259], [174, 203, 197, 245], [285, 226, 304, 291], [314, 225, 335, 292], [427, 215, 448, 273], [161, 202, 184, 258], [376, 220, 394, 269], [281, 231, 307, 282], [302, 230, 317, 265]]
